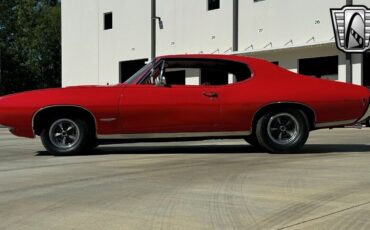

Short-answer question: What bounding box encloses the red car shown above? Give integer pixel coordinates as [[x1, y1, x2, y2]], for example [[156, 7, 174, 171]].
[[0, 54, 369, 155]]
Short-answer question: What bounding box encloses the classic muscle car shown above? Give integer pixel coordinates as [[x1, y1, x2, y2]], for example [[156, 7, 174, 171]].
[[0, 54, 369, 155]]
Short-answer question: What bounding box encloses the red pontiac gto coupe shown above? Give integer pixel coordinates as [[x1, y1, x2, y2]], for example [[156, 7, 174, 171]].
[[0, 54, 369, 155]]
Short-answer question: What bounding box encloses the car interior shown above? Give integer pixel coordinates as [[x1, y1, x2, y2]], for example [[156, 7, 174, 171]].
[[141, 59, 252, 86]]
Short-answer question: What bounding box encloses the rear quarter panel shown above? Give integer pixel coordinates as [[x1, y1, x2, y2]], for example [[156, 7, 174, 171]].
[[242, 60, 369, 128]]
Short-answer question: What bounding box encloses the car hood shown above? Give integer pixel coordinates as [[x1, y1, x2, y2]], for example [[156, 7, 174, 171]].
[[0, 85, 124, 109]]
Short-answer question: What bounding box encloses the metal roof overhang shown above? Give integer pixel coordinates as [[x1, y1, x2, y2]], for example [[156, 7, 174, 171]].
[[232, 41, 336, 56]]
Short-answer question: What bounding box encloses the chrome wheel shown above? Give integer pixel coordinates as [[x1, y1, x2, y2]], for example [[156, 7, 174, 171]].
[[48, 119, 80, 149], [267, 113, 300, 145]]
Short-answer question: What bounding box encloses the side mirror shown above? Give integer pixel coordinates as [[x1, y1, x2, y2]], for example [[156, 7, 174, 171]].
[[155, 60, 169, 87], [155, 76, 168, 87]]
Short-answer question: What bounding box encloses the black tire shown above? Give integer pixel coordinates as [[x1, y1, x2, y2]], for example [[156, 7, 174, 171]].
[[91, 140, 100, 149], [86, 139, 100, 152], [255, 109, 309, 153], [244, 134, 262, 149], [41, 117, 92, 156]]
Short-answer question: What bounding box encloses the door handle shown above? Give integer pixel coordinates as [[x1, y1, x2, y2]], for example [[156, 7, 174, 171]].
[[203, 92, 218, 98]]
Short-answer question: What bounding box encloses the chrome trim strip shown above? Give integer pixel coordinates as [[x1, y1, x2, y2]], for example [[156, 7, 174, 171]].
[[315, 119, 357, 128], [99, 118, 117, 122], [31, 105, 98, 136], [358, 104, 370, 122], [98, 131, 251, 140]]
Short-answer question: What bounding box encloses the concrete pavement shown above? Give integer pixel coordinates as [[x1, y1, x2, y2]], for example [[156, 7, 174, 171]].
[[0, 128, 370, 230]]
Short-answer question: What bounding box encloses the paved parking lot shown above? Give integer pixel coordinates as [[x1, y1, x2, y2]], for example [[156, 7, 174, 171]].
[[0, 128, 370, 230]]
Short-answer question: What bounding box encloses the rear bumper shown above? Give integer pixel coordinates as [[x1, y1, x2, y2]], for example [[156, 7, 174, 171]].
[[358, 104, 370, 123]]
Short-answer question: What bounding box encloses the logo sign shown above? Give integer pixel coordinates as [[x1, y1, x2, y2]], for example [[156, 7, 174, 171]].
[[331, 5, 370, 53]]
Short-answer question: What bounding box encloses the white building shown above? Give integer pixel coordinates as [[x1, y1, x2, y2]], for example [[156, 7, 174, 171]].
[[62, 0, 370, 87]]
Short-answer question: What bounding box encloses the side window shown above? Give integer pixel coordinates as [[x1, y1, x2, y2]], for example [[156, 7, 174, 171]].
[[165, 70, 186, 85], [162, 59, 252, 86], [165, 68, 201, 86], [141, 61, 163, 85], [201, 69, 229, 86]]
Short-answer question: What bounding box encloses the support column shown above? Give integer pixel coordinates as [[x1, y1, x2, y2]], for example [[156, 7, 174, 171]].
[[185, 69, 201, 86], [346, 53, 353, 84], [352, 54, 364, 85], [338, 53, 348, 83], [233, 0, 239, 52], [0, 47, 2, 89], [346, 0, 353, 84], [151, 0, 156, 60]]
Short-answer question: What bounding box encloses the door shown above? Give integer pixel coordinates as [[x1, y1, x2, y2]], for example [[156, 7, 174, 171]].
[[119, 85, 221, 134]]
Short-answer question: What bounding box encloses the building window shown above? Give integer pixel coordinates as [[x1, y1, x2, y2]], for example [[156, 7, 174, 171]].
[[299, 56, 338, 81], [104, 12, 113, 30], [208, 0, 220, 11], [166, 70, 186, 85], [119, 59, 148, 83]]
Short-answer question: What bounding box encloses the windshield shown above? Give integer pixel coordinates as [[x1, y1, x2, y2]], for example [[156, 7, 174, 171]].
[[124, 60, 154, 84]]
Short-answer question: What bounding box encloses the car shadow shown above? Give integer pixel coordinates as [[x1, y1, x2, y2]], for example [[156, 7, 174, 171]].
[[300, 144, 370, 154], [36, 144, 370, 157]]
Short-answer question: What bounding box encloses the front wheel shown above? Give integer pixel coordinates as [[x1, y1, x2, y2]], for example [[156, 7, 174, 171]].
[[256, 110, 309, 153], [41, 118, 92, 156]]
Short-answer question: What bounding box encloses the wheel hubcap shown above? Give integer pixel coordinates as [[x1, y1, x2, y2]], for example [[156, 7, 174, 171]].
[[267, 113, 300, 145], [49, 119, 80, 149]]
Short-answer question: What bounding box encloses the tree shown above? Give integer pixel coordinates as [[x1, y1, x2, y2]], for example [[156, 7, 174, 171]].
[[0, 0, 61, 95]]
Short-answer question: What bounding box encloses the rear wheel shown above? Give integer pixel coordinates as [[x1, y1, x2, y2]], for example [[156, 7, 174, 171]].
[[256, 110, 309, 153], [41, 118, 92, 156]]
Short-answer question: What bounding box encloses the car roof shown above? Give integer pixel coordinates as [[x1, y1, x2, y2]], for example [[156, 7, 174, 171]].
[[157, 54, 281, 78], [158, 54, 255, 62]]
